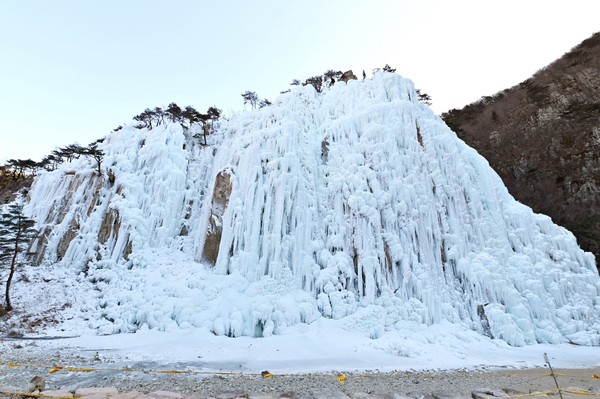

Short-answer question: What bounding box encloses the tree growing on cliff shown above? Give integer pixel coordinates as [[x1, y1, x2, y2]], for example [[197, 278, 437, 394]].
[[242, 91, 259, 109], [5, 159, 39, 180], [323, 69, 342, 87], [39, 154, 60, 171], [304, 76, 323, 93], [415, 89, 432, 106], [206, 106, 221, 124], [258, 99, 272, 108], [165, 103, 183, 123], [133, 108, 157, 129], [83, 140, 105, 175], [0, 203, 36, 312], [182, 105, 204, 127]]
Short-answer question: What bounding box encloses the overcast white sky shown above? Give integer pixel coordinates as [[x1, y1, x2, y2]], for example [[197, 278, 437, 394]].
[[1, 0, 599, 162]]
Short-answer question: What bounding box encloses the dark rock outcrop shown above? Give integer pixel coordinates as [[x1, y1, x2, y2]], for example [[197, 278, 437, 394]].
[[339, 70, 358, 83], [442, 32, 600, 269]]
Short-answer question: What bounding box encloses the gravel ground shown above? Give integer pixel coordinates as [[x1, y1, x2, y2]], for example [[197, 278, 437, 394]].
[[1, 340, 599, 398]]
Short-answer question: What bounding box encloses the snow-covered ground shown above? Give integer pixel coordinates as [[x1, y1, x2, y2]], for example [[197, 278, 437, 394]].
[[4, 324, 600, 373]]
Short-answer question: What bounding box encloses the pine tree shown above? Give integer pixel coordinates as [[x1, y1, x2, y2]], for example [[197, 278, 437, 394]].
[[6, 159, 38, 180], [0, 203, 37, 312], [415, 89, 432, 106], [182, 105, 202, 127], [323, 70, 342, 88], [164, 103, 182, 123], [258, 99, 272, 108], [206, 106, 221, 122], [39, 154, 59, 171], [133, 108, 157, 129], [51, 148, 69, 163], [154, 107, 165, 125], [241, 91, 259, 109], [83, 140, 105, 175], [304, 76, 323, 93]]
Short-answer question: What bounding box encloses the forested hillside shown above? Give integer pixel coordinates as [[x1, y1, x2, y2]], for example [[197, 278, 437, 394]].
[[443, 32, 600, 269]]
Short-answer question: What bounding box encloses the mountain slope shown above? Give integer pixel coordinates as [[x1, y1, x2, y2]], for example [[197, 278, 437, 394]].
[[0, 175, 31, 204], [443, 32, 600, 269], [18, 72, 600, 346]]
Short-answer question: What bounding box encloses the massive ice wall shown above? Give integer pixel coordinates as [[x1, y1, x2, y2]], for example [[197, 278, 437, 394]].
[[25, 72, 600, 345]]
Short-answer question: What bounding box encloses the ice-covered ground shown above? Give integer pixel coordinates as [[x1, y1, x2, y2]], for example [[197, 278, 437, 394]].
[[4, 324, 600, 373]]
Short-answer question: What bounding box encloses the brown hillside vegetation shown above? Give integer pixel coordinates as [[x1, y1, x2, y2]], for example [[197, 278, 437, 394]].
[[0, 173, 32, 205], [443, 32, 600, 269]]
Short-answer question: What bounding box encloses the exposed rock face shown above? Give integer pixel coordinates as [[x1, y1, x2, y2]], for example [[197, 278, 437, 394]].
[[201, 170, 232, 266], [28, 172, 105, 266], [57, 217, 79, 261], [443, 32, 600, 270], [339, 70, 358, 83]]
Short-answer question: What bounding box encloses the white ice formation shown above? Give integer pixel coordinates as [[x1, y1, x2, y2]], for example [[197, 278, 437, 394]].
[[24, 72, 600, 346]]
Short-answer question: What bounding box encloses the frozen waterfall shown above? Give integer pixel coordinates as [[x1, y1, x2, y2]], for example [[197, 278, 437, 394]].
[[24, 72, 600, 346]]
